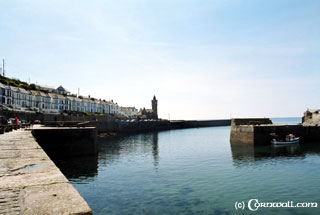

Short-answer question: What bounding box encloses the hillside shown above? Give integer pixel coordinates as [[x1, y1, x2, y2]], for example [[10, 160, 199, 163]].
[[0, 75, 36, 91]]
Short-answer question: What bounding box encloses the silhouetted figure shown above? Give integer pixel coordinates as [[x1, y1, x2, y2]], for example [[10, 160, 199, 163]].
[[14, 117, 18, 130]]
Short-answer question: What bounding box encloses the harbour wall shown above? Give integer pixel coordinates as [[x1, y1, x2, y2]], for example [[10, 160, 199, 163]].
[[230, 124, 255, 145], [170, 119, 231, 129], [1, 110, 231, 133], [230, 118, 320, 145], [230, 118, 272, 145], [32, 127, 98, 157], [30, 119, 231, 158], [96, 119, 232, 133]]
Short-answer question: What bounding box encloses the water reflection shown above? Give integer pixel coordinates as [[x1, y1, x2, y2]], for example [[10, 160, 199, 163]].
[[152, 132, 159, 167], [51, 126, 320, 215], [53, 132, 160, 182], [97, 132, 159, 168], [54, 155, 98, 183], [230, 142, 320, 167]]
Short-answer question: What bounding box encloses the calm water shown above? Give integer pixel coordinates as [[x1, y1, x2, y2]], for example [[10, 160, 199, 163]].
[[271, 117, 303, 125], [55, 117, 320, 215]]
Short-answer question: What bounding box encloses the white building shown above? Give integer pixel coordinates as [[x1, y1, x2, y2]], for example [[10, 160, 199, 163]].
[[0, 83, 128, 116], [10, 86, 21, 109], [67, 95, 76, 111], [18, 87, 30, 108], [120, 106, 139, 117], [31, 90, 40, 110], [57, 94, 66, 111], [48, 93, 58, 112], [0, 83, 8, 105]]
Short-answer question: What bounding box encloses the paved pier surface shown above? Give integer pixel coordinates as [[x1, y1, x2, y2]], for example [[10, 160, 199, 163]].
[[0, 130, 92, 215]]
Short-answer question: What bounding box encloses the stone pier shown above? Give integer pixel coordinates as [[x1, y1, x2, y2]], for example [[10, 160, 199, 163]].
[[0, 130, 92, 215], [230, 118, 320, 145]]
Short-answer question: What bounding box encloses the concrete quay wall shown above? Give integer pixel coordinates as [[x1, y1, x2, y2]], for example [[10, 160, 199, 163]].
[[0, 130, 92, 215]]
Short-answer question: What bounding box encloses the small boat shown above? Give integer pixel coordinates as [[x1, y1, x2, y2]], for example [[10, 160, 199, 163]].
[[271, 134, 300, 145]]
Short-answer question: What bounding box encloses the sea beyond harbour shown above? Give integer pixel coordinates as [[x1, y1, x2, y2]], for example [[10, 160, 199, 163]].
[[54, 117, 320, 215]]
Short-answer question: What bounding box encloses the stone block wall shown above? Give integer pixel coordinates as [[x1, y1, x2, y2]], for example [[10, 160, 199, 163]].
[[230, 125, 255, 144]]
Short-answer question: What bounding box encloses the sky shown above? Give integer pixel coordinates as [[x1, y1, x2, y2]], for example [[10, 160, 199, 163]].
[[0, 0, 319, 120]]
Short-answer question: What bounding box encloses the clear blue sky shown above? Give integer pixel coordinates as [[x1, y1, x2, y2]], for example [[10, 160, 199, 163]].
[[0, 0, 319, 119]]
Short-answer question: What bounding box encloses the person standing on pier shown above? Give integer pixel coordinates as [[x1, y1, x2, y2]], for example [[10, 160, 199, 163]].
[[14, 117, 18, 130]]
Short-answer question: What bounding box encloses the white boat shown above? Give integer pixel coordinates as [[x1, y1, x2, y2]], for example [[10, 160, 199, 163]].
[[271, 134, 300, 145]]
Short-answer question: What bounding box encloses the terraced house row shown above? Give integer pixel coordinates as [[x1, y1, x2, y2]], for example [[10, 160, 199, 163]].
[[0, 83, 122, 115]]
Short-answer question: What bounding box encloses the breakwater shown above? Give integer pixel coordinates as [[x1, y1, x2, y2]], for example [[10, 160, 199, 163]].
[[230, 118, 320, 145], [0, 130, 92, 214], [170, 119, 231, 129], [1, 110, 231, 132], [43, 119, 231, 134], [0, 110, 231, 134]]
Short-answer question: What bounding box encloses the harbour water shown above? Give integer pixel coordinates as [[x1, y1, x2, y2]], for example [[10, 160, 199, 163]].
[[54, 117, 320, 215]]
